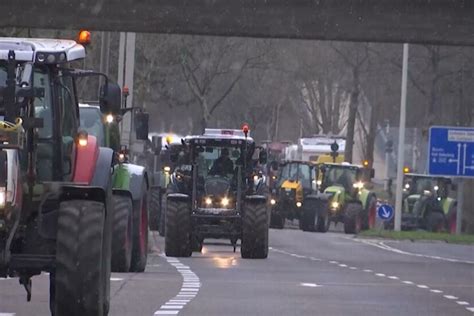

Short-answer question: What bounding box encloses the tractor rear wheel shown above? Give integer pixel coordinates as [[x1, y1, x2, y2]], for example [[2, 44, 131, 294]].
[[130, 181, 149, 272], [54, 200, 108, 316], [301, 204, 316, 232], [316, 214, 330, 232], [159, 193, 167, 237], [241, 202, 269, 259], [270, 212, 285, 229], [111, 195, 133, 272], [165, 199, 192, 257], [344, 203, 363, 234], [149, 188, 161, 231]]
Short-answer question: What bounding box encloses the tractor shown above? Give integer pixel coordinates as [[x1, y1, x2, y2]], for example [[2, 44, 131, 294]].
[[164, 127, 270, 258], [0, 34, 120, 315], [79, 104, 149, 272], [270, 160, 328, 232], [319, 162, 377, 234], [385, 173, 457, 232]]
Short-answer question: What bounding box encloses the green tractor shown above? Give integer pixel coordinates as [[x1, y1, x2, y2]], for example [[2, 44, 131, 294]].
[[270, 161, 328, 232], [319, 163, 377, 234], [79, 104, 149, 272], [386, 173, 457, 232]]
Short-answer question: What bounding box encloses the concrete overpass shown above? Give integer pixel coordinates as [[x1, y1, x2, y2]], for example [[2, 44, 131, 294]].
[[1, 0, 473, 46]]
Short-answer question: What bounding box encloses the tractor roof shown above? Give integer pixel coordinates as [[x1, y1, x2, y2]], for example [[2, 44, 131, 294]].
[[281, 160, 317, 166], [321, 162, 362, 169], [0, 38, 85, 64], [186, 128, 254, 144]]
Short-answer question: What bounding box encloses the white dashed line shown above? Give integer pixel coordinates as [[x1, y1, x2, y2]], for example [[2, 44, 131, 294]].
[[430, 289, 443, 294], [388, 276, 399, 280], [0, 313, 15, 316], [349, 267, 357, 270], [329, 261, 338, 264], [363, 269, 373, 273], [417, 285, 429, 289], [402, 281, 414, 285], [300, 282, 321, 288], [466, 307, 474, 312], [444, 295, 459, 300], [375, 273, 386, 277], [154, 255, 201, 315], [457, 301, 470, 306], [110, 277, 124, 282], [338, 264, 348, 267]]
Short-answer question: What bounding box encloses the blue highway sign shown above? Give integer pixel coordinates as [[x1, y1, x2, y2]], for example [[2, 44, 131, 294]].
[[377, 204, 394, 221], [428, 126, 474, 177]]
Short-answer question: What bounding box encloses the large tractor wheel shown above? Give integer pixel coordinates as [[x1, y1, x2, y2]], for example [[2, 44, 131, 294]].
[[54, 200, 109, 316], [149, 188, 161, 231], [363, 195, 377, 230], [300, 204, 316, 232], [130, 181, 149, 272], [241, 202, 269, 259], [426, 212, 446, 232], [111, 195, 133, 272], [316, 214, 330, 233], [159, 193, 167, 237], [270, 212, 285, 229], [165, 199, 192, 257], [344, 202, 363, 234]]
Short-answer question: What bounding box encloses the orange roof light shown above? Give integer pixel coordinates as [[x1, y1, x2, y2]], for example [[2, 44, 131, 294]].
[[77, 30, 91, 45], [362, 160, 369, 167], [242, 123, 250, 137], [403, 166, 411, 174]]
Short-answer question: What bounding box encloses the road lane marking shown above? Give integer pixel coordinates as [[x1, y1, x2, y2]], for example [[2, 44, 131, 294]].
[[388, 276, 399, 280], [430, 289, 443, 293], [349, 267, 357, 270], [417, 285, 429, 289], [0, 313, 15, 316], [466, 307, 474, 312], [154, 255, 201, 315], [444, 295, 459, 300], [363, 269, 373, 273], [110, 277, 124, 282], [354, 239, 474, 265], [329, 261, 339, 264], [375, 273, 386, 277], [300, 282, 321, 288], [402, 281, 414, 285], [338, 264, 348, 267], [457, 301, 470, 305]]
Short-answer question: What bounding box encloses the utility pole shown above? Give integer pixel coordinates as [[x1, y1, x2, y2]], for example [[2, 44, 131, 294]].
[[394, 43, 409, 232]]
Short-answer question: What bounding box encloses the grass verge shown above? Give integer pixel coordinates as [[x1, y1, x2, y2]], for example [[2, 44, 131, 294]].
[[358, 229, 474, 244]]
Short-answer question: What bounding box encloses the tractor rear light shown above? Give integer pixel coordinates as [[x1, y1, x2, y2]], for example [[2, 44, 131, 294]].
[[77, 30, 91, 45]]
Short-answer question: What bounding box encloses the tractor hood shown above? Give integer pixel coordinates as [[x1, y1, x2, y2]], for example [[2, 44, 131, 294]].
[[281, 180, 301, 190], [324, 186, 345, 202]]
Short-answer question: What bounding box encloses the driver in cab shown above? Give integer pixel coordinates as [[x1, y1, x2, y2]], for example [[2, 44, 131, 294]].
[[209, 148, 234, 176]]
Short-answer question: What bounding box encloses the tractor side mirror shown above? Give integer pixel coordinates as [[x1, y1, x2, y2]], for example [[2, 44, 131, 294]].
[[99, 82, 121, 115], [135, 111, 149, 140], [259, 150, 267, 164]]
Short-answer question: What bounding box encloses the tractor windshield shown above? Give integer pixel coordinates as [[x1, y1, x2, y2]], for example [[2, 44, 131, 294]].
[[278, 162, 312, 189], [195, 145, 241, 178], [79, 107, 106, 146], [404, 176, 445, 196], [323, 166, 357, 191]]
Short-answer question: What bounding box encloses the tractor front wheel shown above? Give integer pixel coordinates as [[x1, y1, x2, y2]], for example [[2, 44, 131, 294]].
[[130, 181, 149, 272], [165, 199, 192, 257], [241, 202, 269, 259], [344, 203, 363, 234], [54, 200, 109, 316], [111, 195, 133, 272]]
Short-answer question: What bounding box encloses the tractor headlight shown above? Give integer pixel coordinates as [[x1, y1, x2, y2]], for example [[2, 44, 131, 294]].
[[353, 181, 364, 189], [221, 197, 230, 207], [0, 187, 5, 208], [434, 185, 439, 191], [296, 201, 302, 208], [331, 201, 339, 209], [205, 197, 213, 206], [317, 180, 322, 186], [105, 114, 114, 124], [270, 199, 276, 205], [118, 153, 126, 163], [164, 166, 171, 173]]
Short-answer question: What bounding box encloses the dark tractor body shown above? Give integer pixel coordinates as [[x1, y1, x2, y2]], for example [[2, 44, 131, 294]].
[[164, 128, 270, 258]]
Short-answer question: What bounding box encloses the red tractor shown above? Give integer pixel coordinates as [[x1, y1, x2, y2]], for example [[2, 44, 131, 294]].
[[0, 34, 120, 315]]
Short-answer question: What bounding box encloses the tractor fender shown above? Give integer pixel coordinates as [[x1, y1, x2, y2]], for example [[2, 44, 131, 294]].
[[90, 147, 114, 191], [167, 193, 190, 203], [245, 195, 267, 204], [73, 135, 100, 184], [441, 197, 456, 215], [125, 164, 149, 201], [61, 185, 107, 204], [358, 190, 371, 209], [112, 188, 133, 201]]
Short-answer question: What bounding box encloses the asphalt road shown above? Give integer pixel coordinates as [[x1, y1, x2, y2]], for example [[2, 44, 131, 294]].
[[1, 227, 473, 316]]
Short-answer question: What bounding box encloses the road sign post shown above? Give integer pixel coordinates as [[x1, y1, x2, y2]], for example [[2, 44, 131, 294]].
[[394, 43, 409, 232], [428, 126, 474, 235]]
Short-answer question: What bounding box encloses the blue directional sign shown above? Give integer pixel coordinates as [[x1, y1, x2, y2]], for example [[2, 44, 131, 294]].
[[428, 126, 474, 177], [377, 204, 394, 221]]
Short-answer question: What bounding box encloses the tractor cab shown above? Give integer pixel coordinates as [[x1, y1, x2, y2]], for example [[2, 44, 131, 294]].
[[396, 173, 457, 232]]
